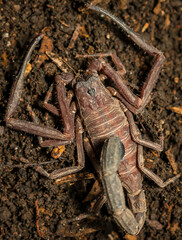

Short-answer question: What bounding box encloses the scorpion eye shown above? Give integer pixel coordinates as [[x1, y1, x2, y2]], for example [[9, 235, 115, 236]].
[[87, 88, 95, 97]]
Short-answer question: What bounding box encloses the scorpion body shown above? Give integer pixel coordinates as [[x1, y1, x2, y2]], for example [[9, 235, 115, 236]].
[[75, 73, 145, 235], [81, 85, 141, 194]]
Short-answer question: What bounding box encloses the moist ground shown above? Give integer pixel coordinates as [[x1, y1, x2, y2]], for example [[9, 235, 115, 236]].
[[0, 1, 181, 239]]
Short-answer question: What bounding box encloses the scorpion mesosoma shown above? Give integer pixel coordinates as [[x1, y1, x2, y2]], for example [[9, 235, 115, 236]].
[[5, 5, 180, 235]]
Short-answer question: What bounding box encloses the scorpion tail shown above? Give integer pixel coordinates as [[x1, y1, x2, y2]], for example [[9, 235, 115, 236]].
[[101, 136, 146, 235]]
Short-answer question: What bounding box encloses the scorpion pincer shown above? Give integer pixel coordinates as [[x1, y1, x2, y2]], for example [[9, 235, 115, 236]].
[[5, 5, 180, 236]]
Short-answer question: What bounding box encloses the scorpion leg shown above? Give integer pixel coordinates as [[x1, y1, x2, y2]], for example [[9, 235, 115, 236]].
[[42, 83, 59, 116], [138, 145, 180, 187], [88, 5, 165, 114], [79, 50, 126, 77], [108, 87, 164, 151], [84, 137, 101, 176], [101, 136, 146, 235], [36, 117, 85, 179], [60, 194, 107, 225], [42, 73, 74, 117], [118, 101, 164, 151], [107, 86, 150, 114], [27, 99, 76, 147], [5, 36, 74, 144]]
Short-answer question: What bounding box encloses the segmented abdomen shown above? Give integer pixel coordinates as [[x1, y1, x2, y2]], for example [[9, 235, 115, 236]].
[[84, 100, 142, 193]]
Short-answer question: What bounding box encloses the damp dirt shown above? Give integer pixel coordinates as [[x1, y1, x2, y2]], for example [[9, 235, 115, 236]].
[[0, 1, 181, 239]]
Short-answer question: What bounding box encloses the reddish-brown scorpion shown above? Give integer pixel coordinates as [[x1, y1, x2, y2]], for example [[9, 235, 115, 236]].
[[5, 5, 180, 235]]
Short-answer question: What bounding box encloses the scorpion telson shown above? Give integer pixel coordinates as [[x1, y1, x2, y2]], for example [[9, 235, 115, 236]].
[[5, 5, 180, 236]]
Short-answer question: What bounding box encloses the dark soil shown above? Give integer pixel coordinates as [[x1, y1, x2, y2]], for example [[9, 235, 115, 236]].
[[0, 0, 181, 239]]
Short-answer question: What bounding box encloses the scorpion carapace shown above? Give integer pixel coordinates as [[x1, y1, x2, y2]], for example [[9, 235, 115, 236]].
[[5, 5, 180, 236], [75, 72, 114, 115]]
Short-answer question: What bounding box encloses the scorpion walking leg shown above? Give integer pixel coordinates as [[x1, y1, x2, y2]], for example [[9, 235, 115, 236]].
[[79, 50, 126, 77], [36, 117, 85, 179], [107, 86, 150, 114], [101, 136, 145, 235], [42, 73, 75, 117], [120, 102, 164, 151], [138, 145, 180, 187], [42, 83, 60, 116], [84, 137, 101, 176], [108, 87, 164, 150], [88, 5, 165, 114]]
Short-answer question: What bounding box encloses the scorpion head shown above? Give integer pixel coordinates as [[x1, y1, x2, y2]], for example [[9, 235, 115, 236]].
[[74, 70, 113, 117]]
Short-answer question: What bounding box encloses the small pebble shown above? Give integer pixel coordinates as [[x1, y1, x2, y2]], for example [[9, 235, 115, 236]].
[[14, 5, 21, 12], [2, 33, 9, 38], [7, 41, 11, 47], [106, 34, 110, 39]]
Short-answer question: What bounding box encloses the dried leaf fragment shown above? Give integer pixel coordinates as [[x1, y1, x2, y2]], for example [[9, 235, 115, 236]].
[[1, 52, 9, 66], [34, 35, 53, 67], [170, 222, 180, 234], [119, 0, 128, 10]]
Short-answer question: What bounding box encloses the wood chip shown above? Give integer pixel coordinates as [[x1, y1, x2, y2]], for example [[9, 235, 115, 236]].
[[25, 62, 32, 77], [1, 52, 9, 66], [67, 24, 80, 49], [153, 1, 162, 15], [80, 25, 90, 38], [167, 106, 182, 115], [174, 77, 179, 83], [165, 147, 178, 174], [124, 234, 137, 240], [164, 14, 170, 29], [34, 35, 53, 67], [58, 19, 69, 27], [46, 51, 75, 73], [166, 204, 174, 229], [142, 23, 149, 32], [55, 172, 95, 184]]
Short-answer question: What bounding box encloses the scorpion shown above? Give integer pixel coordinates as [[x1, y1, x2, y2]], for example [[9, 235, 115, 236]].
[[5, 5, 180, 235]]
